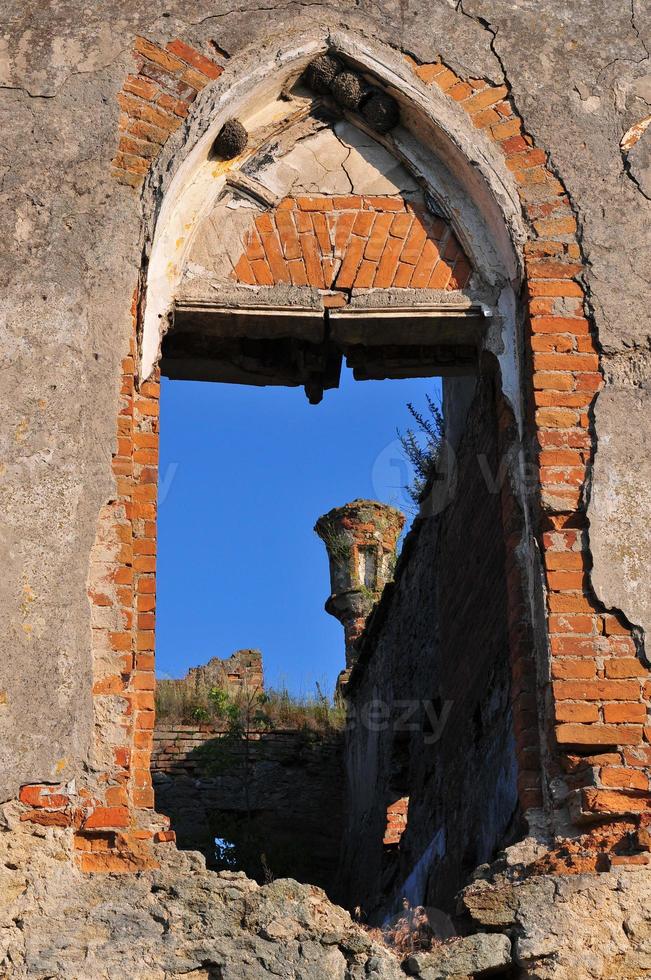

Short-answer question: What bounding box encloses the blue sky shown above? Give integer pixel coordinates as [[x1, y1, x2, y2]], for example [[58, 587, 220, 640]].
[[156, 367, 440, 695]]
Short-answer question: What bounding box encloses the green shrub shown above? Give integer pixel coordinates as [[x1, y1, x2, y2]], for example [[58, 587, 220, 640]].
[[398, 393, 444, 505]]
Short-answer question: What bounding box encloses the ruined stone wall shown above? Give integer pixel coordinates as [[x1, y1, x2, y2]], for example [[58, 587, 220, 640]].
[[158, 648, 264, 704], [186, 649, 263, 692], [340, 374, 519, 919], [0, 5, 650, 975], [1, 0, 650, 889], [151, 724, 345, 898], [3, 818, 651, 979]]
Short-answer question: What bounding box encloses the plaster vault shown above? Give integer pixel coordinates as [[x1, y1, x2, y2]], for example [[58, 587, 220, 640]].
[[14, 24, 650, 885]]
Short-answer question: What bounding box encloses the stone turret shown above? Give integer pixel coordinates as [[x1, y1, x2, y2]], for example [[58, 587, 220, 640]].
[[315, 499, 405, 690]]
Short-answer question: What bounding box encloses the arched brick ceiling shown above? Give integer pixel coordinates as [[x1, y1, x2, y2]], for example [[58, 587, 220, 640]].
[[232, 195, 472, 292]]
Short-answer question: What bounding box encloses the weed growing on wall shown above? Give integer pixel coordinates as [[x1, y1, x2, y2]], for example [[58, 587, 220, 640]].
[[155, 679, 346, 732], [398, 395, 444, 505]]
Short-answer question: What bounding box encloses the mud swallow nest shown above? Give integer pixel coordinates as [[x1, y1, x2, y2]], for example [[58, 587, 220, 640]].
[[213, 119, 248, 159]]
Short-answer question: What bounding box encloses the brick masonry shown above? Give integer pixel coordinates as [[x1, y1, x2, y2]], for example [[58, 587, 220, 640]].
[[18, 34, 649, 871], [17, 34, 223, 869], [151, 724, 345, 896], [112, 37, 224, 187], [383, 797, 409, 848], [158, 649, 265, 704], [340, 375, 521, 915], [232, 197, 472, 292], [18, 312, 169, 871], [403, 56, 649, 829], [315, 500, 405, 685]]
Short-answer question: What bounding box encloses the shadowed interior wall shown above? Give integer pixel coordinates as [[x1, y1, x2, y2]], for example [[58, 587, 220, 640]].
[[339, 374, 518, 920], [152, 725, 345, 898]]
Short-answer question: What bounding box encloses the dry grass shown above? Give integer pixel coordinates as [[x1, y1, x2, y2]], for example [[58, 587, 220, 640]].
[[155, 678, 346, 733], [155, 676, 214, 724], [361, 902, 460, 957]]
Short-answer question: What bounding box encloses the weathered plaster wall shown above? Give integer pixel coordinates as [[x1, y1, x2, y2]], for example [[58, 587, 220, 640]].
[[1, 0, 649, 808], [0, 40, 143, 799], [588, 387, 651, 642]]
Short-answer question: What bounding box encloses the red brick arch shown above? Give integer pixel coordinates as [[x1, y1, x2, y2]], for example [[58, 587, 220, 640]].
[[16, 33, 649, 874], [112, 37, 225, 187], [232, 196, 472, 292], [406, 57, 648, 835]]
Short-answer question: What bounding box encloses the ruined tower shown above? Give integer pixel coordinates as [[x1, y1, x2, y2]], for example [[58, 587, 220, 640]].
[[315, 499, 405, 689]]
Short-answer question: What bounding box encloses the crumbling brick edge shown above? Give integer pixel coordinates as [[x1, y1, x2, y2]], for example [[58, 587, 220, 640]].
[[16, 35, 649, 873]]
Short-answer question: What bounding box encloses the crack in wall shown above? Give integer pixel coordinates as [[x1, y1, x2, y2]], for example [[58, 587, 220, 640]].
[[0, 38, 134, 99], [451, 2, 597, 339], [0, 85, 56, 100], [333, 132, 355, 194], [454, 0, 507, 85], [451, 0, 650, 208], [187, 0, 337, 28], [593, 0, 650, 86], [0, 2, 328, 100], [630, 0, 651, 63], [622, 148, 651, 200]]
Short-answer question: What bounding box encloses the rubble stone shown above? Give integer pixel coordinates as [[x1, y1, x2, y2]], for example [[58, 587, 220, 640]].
[[405, 933, 511, 978]]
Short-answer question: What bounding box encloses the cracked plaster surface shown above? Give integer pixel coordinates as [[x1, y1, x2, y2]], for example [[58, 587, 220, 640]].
[[1, 0, 650, 795], [589, 387, 651, 642], [251, 121, 419, 197], [185, 124, 421, 286]]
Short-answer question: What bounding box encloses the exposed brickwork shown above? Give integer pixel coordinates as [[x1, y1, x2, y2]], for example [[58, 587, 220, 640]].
[[55, 42, 647, 875], [383, 797, 409, 847], [232, 196, 472, 292], [112, 37, 224, 187], [151, 724, 345, 893], [406, 56, 649, 825], [158, 649, 264, 705], [19, 302, 165, 871], [341, 376, 519, 914]]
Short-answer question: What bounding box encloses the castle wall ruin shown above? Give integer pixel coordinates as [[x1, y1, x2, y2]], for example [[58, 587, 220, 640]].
[[152, 724, 345, 896], [338, 374, 519, 920], [2, 2, 651, 974]]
